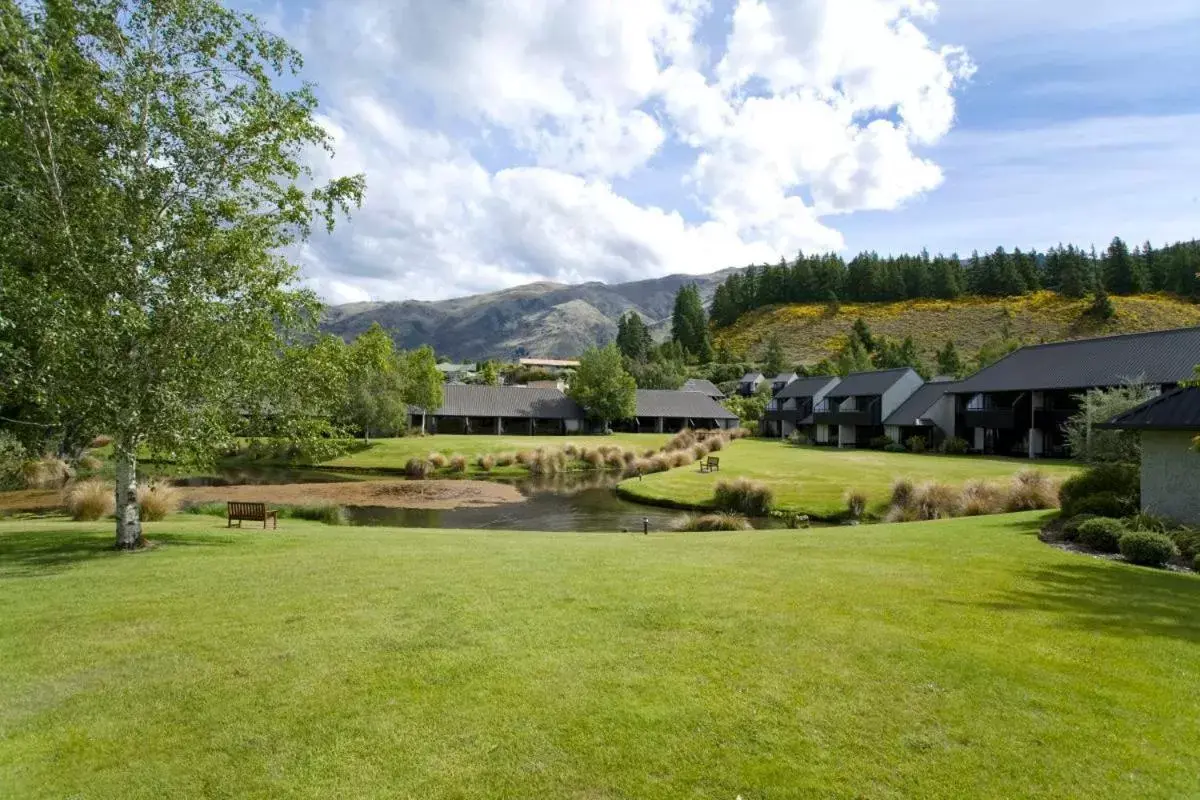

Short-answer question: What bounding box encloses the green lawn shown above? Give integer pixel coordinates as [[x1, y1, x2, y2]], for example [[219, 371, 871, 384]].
[[321, 432, 672, 471], [2, 514, 1199, 798], [619, 439, 1084, 518]]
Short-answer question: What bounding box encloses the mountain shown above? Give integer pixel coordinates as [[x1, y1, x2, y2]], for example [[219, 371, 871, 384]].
[[320, 270, 739, 361]]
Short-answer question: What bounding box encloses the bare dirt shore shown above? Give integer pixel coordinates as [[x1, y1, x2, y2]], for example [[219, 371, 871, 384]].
[[180, 480, 524, 510]]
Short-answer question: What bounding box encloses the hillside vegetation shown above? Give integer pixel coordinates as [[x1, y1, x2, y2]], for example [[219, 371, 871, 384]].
[[716, 291, 1200, 366]]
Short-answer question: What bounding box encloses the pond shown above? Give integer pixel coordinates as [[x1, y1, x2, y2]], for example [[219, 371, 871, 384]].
[[158, 465, 788, 532]]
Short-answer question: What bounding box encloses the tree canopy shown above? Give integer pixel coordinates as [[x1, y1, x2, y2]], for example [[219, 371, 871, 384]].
[[0, 0, 364, 548], [568, 345, 637, 428], [615, 311, 654, 363], [671, 284, 712, 362]]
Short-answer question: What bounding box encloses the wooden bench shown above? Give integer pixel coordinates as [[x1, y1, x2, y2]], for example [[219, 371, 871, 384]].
[[227, 501, 277, 529], [699, 456, 720, 474]]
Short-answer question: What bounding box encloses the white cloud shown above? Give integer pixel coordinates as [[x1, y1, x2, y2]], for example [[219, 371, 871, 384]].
[[290, 0, 972, 301]]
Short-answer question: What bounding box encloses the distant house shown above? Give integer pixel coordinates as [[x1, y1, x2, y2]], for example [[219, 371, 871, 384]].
[[615, 390, 740, 433], [1100, 386, 1200, 525], [681, 378, 726, 401], [738, 372, 766, 397], [811, 368, 924, 448], [951, 327, 1200, 458], [761, 376, 840, 439], [411, 385, 586, 435], [436, 363, 477, 384], [883, 379, 959, 448], [518, 358, 580, 373], [770, 372, 799, 395]]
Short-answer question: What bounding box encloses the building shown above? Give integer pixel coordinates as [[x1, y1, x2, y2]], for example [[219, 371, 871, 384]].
[[1099, 387, 1200, 525], [681, 378, 726, 401], [950, 327, 1200, 458], [618, 390, 740, 433], [412, 385, 586, 435], [761, 376, 840, 439], [811, 368, 924, 448], [883, 378, 958, 448], [770, 372, 799, 394], [518, 358, 580, 373], [738, 372, 766, 396], [436, 363, 477, 384]]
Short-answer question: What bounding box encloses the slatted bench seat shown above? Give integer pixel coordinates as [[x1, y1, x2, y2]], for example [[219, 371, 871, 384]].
[[699, 456, 720, 474], [227, 501, 277, 529]]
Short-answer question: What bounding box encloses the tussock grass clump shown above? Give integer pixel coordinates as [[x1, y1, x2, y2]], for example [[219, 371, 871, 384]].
[[477, 454, 495, 472], [913, 482, 962, 520], [642, 448, 659, 459], [605, 450, 628, 469], [405, 458, 432, 478], [714, 478, 773, 516], [672, 450, 696, 468], [494, 453, 516, 468], [646, 455, 672, 474], [622, 449, 637, 465], [22, 456, 72, 489], [845, 490, 867, 520], [890, 479, 915, 509], [582, 449, 604, 468], [448, 454, 468, 473], [563, 443, 579, 458], [707, 437, 726, 452], [960, 480, 1006, 517], [730, 427, 752, 440], [530, 449, 569, 476], [1005, 469, 1059, 512], [77, 455, 104, 472], [137, 481, 181, 521], [427, 452, 448, 469], [665, 430, 697, 452], [90, 435, 113, 448], [516, 450, 536, 466], [66, 479, 114, 521], [673, 512, 753, 532]]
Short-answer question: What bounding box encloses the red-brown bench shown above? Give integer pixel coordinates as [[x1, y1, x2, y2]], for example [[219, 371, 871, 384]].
[[227, 501, 277, 529]]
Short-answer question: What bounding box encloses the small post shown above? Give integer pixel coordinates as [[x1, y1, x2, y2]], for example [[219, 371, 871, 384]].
[[643, 517, 649, 535]]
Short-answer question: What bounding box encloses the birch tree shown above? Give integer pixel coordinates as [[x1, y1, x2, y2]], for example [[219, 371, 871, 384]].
[[0, 0, 363, 549]]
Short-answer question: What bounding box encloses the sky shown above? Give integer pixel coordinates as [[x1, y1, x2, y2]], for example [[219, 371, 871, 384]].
[[238, 0, 1200, 304]]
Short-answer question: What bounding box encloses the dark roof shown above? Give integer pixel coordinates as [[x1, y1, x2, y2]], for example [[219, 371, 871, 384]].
[[421, 385, 584, 419], [635, 390, 738, 420], [884, 382, 957, 426], [1099, 386, 1200, 431], [828, 368, 919, 397], [772, 372, 798, 383], [775, 376, 840, 400], [953, 327, 1200, 394], [682, 378, 725, 398], [740, 372, 764, 383]]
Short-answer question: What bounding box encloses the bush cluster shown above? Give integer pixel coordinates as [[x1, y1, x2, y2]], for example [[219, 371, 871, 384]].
[[868, 435, 895, 451], [905, 436, 927, 454], [0, 432, 26, 490], [940, 437, 970, 455], [713, 478, 773, 516], [1058, 464, 1139, 517], [886, 470, 1061, 522], [1076, 518, 1125, 553], [1118, 531, 1178, 568]]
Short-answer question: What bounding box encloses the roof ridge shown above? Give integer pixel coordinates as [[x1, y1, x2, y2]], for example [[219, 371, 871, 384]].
[[1007, 325, 1200, 353]]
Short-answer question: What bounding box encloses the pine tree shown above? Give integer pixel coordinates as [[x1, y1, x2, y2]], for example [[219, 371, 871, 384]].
[[1088, 287, 1116, 320], [850, 318, 876, 353], [616, 311, 652, 362], [834, 337, 873, 376], [1103, 237, 1145, 295], [935, 340, 965, 377], [763, 334, 786, 377], [671, 284, 712, 362]]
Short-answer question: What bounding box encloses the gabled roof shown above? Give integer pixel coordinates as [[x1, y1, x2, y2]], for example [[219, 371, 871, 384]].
[[682, 378, 725, 398], [436, 363, 476, 373], [953, 327, 1200, 394], [771, 372, 798, 383], [827, 368, 919, 397], [884, 381, 957, 426], [1098, 386, 1200, 431], [635, 390, 739, 420], [420, 385, 584, 419], [740, 372, 765, 383], [775, 376, 840, 400]]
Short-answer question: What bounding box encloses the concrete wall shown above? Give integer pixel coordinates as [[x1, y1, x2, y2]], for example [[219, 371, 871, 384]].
[[880, 370, 924, 419], [1140, 431, 1200, 525]]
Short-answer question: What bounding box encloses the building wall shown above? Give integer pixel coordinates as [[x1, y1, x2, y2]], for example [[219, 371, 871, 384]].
[[880, 371, 925, 419], [925, 394, 957, 439], [1141, 431, 1200, 525], [839, 424, 856, 447]]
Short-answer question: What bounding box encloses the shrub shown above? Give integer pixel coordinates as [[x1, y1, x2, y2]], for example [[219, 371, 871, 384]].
[[1061, 514, 1098, 542], [884, 443, 907, 453], [1077, 518, 1125, 553], [1068, 492, 1132, 519], [713, 478, 774, 516], [905, 436, 927, 454], [1195, 553, 1200, 573], [448, 454, 468, 473], [913, 482, 961, 520], [65, 479, 115, 521], [494, 452, 516, 468], [960, 479, 1005, 516], [845, 490, 868, 519], [405, 458, 431, 478], [283, 504, 346, 526], [1170, 529, 1200, 562], [77, 455, 104, 472], [1119, 531, 1178, 567], [1127, 511, 1170, 534], [869, 435, 895, 451], [708, 437, 726, 452], [1005, 469, 1059, 512], [0, 432, 26, 490], [137, 481, 181, 521], [673, 513, 753, 532], [940, 437, 970, 455], [427, 452, 448, 469], [890, 479, 915, 509], [1058, 464, 1139, 517], [477, 454, 495, 472]]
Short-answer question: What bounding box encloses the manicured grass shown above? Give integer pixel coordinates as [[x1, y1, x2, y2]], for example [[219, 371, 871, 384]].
[[321, 432, 672, 471], [619, 439, 1083, 517], [2, 513, 1199, 798]]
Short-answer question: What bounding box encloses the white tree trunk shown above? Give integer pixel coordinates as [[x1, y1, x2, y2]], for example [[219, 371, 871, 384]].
[[114, 445, 142, 550]]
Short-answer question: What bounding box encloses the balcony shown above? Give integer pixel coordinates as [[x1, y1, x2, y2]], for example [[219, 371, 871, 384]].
[[963, 395, 1018, 430], [812, 399, 880, 427], [1034, 407, 1075, 430]]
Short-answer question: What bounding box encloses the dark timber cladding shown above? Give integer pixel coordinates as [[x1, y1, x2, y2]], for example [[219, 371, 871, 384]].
[[1098, 387, 1200, 431]]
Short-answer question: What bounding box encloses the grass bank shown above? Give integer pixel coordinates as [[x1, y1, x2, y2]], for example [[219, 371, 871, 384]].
[[618, 439, 1083, 518], [2, 513, 1198, 798]]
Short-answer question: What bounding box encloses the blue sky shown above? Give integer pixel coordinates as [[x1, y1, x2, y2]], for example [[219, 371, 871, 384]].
[[246, 0, 1200, 302]]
